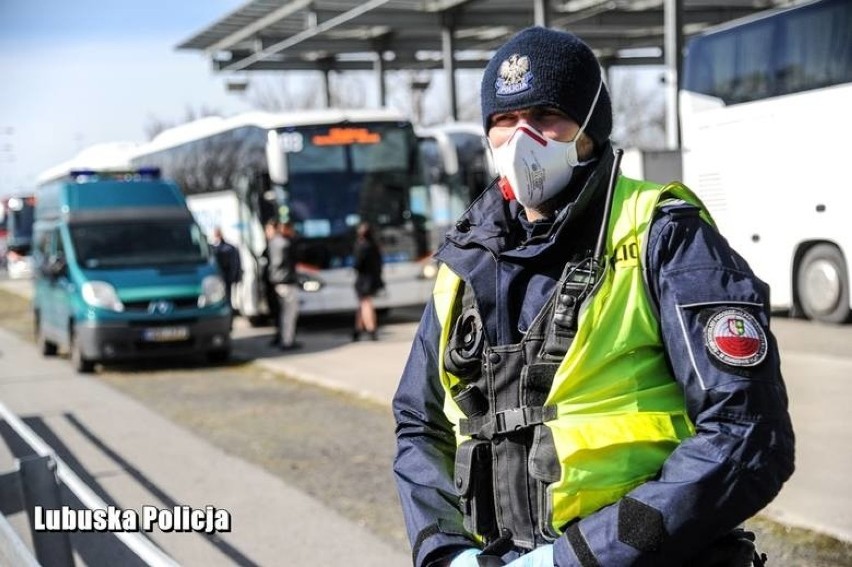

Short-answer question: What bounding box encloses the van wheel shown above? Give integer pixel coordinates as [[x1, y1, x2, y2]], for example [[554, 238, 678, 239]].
[[35, 315, 58, 356], [70, 330, 96, 374], [247, 315, 268, 328], [796, 244, 851, 324], [207, 348, 231, 364]]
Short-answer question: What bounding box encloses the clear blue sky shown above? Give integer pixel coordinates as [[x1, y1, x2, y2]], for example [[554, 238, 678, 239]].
[[0, 0, 252, 196]]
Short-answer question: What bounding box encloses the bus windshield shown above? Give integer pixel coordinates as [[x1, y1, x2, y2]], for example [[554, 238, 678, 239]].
[[70, 220, 210, 269], [279, 123, 419, 240], [124, 112, 436, 317], [680, 0, 852, 323]]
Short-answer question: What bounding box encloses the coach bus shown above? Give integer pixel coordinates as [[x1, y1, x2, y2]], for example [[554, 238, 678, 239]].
[[129, 109, 435, 319], [416, 122, 495, 245], [680, 0, 852, 323]]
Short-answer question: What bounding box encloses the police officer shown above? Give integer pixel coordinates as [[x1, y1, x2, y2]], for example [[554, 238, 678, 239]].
[[392, 27, 794, 567]]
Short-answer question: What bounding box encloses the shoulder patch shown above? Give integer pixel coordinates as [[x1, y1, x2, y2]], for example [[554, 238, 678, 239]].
[[703, 308, 767, 367]]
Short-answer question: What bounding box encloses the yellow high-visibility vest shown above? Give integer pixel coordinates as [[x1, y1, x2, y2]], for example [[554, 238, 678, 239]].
[[433, 177, 714, 536]]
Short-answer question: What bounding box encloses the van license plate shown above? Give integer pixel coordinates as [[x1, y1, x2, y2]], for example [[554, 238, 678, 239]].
[[143, 326, 189, 342]]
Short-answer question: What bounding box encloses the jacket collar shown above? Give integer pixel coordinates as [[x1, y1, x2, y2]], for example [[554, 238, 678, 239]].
[[436, 143, 616, 264]]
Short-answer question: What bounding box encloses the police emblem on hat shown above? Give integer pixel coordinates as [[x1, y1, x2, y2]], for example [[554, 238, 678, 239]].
[[496, 54, 533, 96], [704, 308, 767, 367]]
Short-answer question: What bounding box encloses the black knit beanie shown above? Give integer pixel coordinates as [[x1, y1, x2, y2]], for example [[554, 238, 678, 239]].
[[481, 27, 612, 149]]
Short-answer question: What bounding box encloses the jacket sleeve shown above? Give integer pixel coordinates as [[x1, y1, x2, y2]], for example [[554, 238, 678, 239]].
[[553, 203, 796, 566], [393, 299, 478, 566], [353, 242, 366, 272]]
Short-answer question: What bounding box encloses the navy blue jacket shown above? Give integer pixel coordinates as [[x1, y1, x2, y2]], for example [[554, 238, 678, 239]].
[[392, 151, 795, 566]]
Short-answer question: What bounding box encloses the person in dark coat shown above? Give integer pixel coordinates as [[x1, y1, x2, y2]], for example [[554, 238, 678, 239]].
[[352, 222, 384, 341], [211, 226, 242, 312]]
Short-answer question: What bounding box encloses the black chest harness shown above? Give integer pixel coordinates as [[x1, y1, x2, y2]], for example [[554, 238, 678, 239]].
[[437, 150, 767, 566], [443, 152, 623, 554], [445, 254, 600, 553]]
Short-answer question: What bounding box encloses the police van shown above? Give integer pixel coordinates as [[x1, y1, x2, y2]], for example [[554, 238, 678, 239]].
[[32, 168, 232, 373]]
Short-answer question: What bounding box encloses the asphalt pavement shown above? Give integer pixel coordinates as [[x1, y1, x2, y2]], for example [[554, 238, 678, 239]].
[[0, 280, 409, 566], [1, 276, 850, 566]]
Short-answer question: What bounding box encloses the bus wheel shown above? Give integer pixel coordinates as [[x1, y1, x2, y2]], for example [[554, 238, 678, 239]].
[[35, 314, 58, 356], [796, 244, 851, 324], [70, 328, 96, 374]]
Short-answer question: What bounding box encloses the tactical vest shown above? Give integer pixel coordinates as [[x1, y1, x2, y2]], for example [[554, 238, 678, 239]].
[[433, 177, 714, 550]]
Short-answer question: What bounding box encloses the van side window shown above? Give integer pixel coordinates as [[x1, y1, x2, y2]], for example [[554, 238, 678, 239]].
[[36, 230, 52, 261], [54, 230, 66, 261]]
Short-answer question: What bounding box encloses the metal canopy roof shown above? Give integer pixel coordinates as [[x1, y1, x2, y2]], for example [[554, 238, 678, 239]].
[[178, 0, 790, 72]]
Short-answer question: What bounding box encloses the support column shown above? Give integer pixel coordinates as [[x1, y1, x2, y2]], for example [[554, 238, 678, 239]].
[[664, 0, 684, 149], [442, 18, 458, 122], [321, 68, 332, 108], [534, 0, 549, 27], [374, 52, 387, 108]]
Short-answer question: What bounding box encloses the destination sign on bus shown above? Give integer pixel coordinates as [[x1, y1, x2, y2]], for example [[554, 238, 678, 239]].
[[312, 127, 381, 146]]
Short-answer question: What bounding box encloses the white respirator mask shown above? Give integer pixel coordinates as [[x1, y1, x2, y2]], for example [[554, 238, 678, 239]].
[[490, 79, 603, 209]]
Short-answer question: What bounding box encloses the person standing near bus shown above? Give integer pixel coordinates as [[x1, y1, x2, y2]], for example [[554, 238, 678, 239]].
[[392, 27, 794, 567], [352, 222, 384, 341], [211, 226, 242, 312], [267, 221, 301, 350], [262, 220, 281, 344]]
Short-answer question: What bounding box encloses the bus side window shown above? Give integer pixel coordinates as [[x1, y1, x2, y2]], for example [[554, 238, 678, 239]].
[[54, 230, 66, 263]]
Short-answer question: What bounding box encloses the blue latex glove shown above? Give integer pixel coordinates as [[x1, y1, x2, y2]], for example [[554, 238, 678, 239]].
[[450, 548, 482, 566], [505, 544, 554, 567]]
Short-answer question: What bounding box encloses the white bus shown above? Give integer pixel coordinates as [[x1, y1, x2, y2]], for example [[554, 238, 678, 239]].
[[680, 0, 852, 323], [35, 142, 141, 186], [129, 110, 435, 320], [416, 122, 496, 244]]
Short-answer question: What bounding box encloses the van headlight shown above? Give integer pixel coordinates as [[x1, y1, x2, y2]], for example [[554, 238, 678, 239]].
[[198, 275, 227, 307], [81, 281, 125, 312], [298, 273, 324, 293]]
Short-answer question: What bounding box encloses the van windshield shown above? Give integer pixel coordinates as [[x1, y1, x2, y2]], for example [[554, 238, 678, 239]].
[[70, 220, 209, 269]]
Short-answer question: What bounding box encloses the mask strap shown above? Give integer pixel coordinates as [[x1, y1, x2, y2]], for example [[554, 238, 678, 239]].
[[574, 77, 604, 142]]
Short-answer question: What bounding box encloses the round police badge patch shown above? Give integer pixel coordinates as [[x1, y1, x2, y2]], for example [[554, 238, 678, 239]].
[[704, 308, 767, 367]]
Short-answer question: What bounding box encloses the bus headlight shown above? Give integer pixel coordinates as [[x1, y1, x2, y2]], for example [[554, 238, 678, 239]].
[[420, 260, 439, 280], [198, 275, 227, 307], [299, 274, 324, 293], [81, 281, 125, 312]]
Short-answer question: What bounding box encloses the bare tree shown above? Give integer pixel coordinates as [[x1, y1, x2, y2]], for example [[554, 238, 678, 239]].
[[609, 70, 667, 150], [247, 75, 325, 111], [386, 69, 483, 127], [245, 72, 370, 111], [329, 72, 370, 108], [144, 105, 221, 140], [456, 70, 484, 125]]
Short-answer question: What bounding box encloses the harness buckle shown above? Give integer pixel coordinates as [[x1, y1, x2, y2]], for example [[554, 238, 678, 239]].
[[496, 408, 530, 434]]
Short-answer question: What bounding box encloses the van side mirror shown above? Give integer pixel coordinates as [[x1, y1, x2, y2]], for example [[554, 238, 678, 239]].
[[266, 131, 290, 185], [43, 256, 67, 279]]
